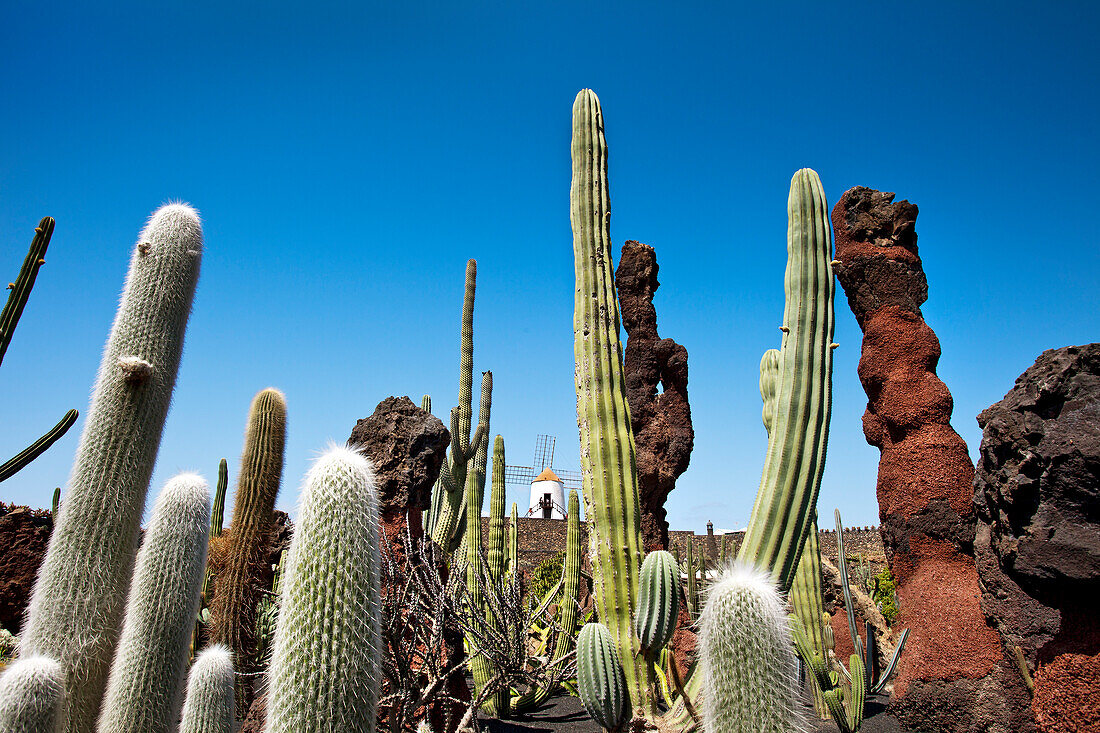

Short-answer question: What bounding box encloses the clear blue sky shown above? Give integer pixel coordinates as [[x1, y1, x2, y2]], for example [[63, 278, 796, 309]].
[[2, 1, 1097, 532]]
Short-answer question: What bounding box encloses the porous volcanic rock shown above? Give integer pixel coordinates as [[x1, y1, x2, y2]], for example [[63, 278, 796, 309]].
[[349, 396, 450, 514], [833, 187, 1032, 732], [614, 240, 694, 551], [0, 506, 52, 634], [1031, 651, 1100, 733], [348, 396, 449, 554], [973, 344, 1100, 721]]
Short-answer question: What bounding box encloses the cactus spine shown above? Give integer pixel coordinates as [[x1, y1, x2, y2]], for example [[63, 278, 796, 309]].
[[0, 656, 67, 733], [96, 473, 211, 733], [571, 87, 652, 721], [577, 623, 629, 732], [698, 562, 805, 733], [635, 550, 679, 653], [209, 388, 286, 703], [739, 169, 835, 590], [21, 204, 202, 733], [178, 645, 235, 733], [265, 445, 382, 733]]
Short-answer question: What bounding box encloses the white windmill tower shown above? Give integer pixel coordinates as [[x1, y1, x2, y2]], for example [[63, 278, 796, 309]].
[[504, 434, 581, 519]]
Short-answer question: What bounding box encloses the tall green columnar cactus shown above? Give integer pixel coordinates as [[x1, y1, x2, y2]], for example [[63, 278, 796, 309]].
[[482, 434, 510, 715], [266, 445, 382, 733], [21, 203, 202, 733], [762, 342, 828, 717], [463, 374, 495, 710], [739, 169, 835, 590], [178, 645, 235, 733], [487, 435, 507, 583], [513, 488, 583, 713], [570, 88, 652, 721], [209, 388, 286, 704], [1, 216, 78, 483], [428, 260, 488, 551], [685, 539, 698, 619], [96, 473, 211, 733], [0, 656, 67, 733], [507, 502, 518, 580], [790, 514, 828, 718], [698, 562, 805, 733]]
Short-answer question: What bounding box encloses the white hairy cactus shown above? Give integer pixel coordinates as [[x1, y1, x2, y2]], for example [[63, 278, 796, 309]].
[[265, 445, 383, 733], [178, 645, 235, 733], [0, 656, 68, 733], [95, 473, 211, 733], [21, 203, 203, 733], [698, 561, 807, 733]]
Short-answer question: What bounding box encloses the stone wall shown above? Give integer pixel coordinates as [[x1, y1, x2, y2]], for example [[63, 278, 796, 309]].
[[479, 516, 887, 573]]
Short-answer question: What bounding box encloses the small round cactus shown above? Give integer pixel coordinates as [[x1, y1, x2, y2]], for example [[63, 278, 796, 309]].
[[0, 656, 67, 733], [634, 550, 679, 653], [576, 622, 629, 732], [178, 645, 235, 733], [697, 561, 806, 733]]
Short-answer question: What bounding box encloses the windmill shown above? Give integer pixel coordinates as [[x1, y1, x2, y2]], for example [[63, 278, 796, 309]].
[[504, 435, 582, 518]]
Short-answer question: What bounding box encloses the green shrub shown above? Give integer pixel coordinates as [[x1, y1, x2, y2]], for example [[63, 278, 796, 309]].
[[526, 552, 564, 605], [873, 569, 899, 624]]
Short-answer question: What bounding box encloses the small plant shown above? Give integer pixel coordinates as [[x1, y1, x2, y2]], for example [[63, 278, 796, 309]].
[[872, 569, 899, 625], [526, 553, 564, 606]]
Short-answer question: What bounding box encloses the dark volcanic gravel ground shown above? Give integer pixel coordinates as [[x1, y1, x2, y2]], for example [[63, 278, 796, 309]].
[[481, 689, 903, 732]]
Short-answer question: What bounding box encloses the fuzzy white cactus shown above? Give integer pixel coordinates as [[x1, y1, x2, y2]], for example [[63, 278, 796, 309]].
[[21, 203, 203, 733], [95, 473, 210, 733], [264, 445, 383, 733], [0, 656, 68, 733], [697, 561, 807, 733], [178, 645, 235, 733]]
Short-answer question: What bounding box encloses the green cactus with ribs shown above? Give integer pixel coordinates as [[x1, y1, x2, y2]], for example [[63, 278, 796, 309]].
[[569, 88, 837, 731]]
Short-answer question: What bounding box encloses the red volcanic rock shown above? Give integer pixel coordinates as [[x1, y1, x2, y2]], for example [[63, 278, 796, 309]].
[[833, 187, 1032, 732], [0, 506, 52, 634], [615, 240, 694, 551], [1032, 651, 1100, 733]]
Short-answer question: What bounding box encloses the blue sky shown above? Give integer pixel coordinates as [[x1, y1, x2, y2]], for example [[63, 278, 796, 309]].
[[1, 1, 1097, 532]]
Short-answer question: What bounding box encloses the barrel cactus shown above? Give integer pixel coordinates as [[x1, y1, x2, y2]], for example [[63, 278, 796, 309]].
[[577, 623, 629, 732], [634, 550, 679, 653]]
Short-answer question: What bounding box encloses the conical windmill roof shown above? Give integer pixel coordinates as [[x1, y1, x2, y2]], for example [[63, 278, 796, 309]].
[[533, 468, 562, 483]]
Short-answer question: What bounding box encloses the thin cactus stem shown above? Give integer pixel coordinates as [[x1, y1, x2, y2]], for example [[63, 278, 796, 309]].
[[0, 216, 54, 366], [0, 409, 79, 483], [210, 458, 228, 538], [507, 502, 518, 580]]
